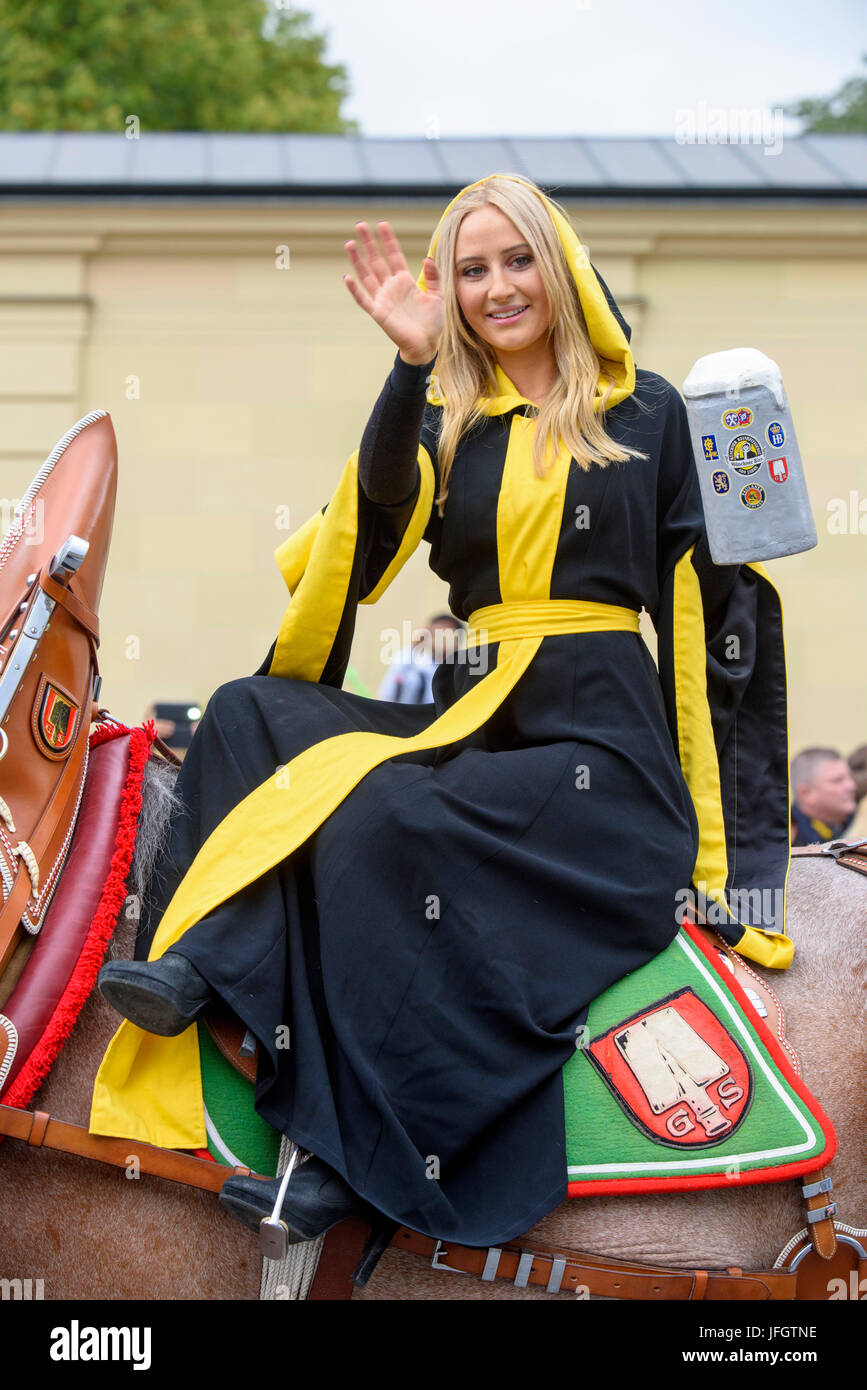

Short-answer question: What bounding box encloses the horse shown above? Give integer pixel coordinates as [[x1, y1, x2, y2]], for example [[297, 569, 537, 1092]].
[[1, 754, 865, 1301]]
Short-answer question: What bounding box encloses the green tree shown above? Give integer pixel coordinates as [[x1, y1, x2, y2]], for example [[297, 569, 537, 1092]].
[[0, 0, 359, 133], [784, 54, 867, 133]]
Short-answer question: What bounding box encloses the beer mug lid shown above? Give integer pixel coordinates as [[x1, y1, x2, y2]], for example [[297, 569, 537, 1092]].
[[683, 348, 784, 408]]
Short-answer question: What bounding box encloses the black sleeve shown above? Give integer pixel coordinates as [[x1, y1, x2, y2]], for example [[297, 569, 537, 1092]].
[[358, 350, 437, 506], [653, 384, 765, 770], [651, 383, 790, 950]]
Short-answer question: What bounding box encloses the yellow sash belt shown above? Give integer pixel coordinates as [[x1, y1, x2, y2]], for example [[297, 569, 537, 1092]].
[[464, 598, 641, 646]]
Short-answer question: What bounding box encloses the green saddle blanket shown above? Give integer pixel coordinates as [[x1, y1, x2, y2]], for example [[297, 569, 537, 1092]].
[[198, 1024, 282, 1177], [198, 919, 836, 1196], [564, 919, 835, 1194]]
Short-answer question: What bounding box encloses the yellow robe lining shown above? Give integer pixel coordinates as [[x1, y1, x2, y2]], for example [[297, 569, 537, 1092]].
[[672, 547, 792, 969]]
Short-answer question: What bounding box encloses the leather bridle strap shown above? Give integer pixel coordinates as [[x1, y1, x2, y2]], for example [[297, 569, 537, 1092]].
[[390, 1227, 798, 1300], [0, 1102, 252, 1194], [791, 839, 867, 877], [38, 571, 100, 645]]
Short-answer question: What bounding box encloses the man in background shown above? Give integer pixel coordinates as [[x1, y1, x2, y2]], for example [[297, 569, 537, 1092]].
[[378, 613, 464, 705], [790, 746, 858, 846], [844, 742, 867, 839]]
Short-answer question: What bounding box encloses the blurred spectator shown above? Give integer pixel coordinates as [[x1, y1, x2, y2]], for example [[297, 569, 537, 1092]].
[[845, 743, 867, 838], [790, 746, 857, 846], [378, 614, 464, 705]]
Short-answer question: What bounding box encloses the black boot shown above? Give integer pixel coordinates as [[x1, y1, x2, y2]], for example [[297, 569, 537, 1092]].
[[98, 951, 215, 1035], [219, 1154, 376, 1243]]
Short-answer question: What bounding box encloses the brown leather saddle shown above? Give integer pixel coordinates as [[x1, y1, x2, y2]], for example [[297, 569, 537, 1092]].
[[0, 413, 117, 982], [204, 1007, 258, 1085]]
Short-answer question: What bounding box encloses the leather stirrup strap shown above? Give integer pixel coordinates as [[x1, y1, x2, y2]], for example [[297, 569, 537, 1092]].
[[306, 1219, 373, 1300], [0, 1102, 254, 1194], [801, 1166, 838, 1260]]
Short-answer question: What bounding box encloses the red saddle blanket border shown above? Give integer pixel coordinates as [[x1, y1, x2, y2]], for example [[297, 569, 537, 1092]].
[[1, 719, 155, 1110], [566, 917, 837, 1198]]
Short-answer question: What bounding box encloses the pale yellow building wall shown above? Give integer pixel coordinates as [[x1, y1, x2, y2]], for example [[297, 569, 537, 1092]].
[[0, 198, 864, 763]]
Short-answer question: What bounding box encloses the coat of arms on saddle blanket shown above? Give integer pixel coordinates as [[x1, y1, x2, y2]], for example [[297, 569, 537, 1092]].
[[563, 918, 834, 1196], [197, 917, 835, 1197]]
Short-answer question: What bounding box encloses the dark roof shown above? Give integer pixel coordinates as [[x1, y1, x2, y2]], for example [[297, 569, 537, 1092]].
[[0, 131, 865, 198]]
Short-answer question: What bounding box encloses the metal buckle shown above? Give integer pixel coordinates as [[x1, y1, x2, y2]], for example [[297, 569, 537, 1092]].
[[801, 1177, 833, 1200], [820, 838, 867, 859], [806, 1202, 838, 1223], [430, 1240, 467, 1273]]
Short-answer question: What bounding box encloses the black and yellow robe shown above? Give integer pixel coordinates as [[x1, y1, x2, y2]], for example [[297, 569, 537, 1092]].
[[90, 176, 791, 1245]]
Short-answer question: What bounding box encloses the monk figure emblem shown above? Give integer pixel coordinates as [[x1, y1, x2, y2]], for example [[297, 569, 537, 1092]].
[[588, 988, 753, 1147]]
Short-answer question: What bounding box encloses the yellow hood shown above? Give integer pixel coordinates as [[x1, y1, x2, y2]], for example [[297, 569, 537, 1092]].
[[416, 172, 635, 414]]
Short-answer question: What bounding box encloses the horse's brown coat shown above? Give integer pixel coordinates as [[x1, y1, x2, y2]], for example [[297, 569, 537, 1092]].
[[0, 917, 261, 1301], [1, 858, 864, 1301]]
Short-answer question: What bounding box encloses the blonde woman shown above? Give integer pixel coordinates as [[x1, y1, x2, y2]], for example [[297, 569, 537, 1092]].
[[96, 175, 790, 1268]]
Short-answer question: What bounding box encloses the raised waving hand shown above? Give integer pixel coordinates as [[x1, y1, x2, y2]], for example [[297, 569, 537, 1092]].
[[343, 221, 443, 366]]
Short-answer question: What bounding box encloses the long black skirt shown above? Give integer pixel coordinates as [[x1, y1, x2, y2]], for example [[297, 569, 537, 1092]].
[[135, 634, 699, 1246]]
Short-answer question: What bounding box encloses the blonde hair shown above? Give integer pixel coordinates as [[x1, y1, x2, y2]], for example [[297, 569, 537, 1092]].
[[429, 174, 648, 518]]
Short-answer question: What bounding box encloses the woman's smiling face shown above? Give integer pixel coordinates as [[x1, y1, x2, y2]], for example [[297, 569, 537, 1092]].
[[453, 204, 550, 354]]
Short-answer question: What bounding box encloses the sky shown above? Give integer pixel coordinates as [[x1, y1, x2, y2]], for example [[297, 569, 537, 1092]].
[[300, 0, 866, 139]]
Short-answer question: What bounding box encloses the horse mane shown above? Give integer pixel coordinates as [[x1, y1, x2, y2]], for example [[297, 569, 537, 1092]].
[[129, 756, 183, 906]]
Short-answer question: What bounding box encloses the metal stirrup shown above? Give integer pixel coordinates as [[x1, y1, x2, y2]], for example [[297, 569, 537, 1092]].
[[258, 1143, 300, 1261]]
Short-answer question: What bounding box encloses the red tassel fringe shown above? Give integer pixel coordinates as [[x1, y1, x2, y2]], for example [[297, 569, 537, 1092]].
[[2, 719, 157, 1109]]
